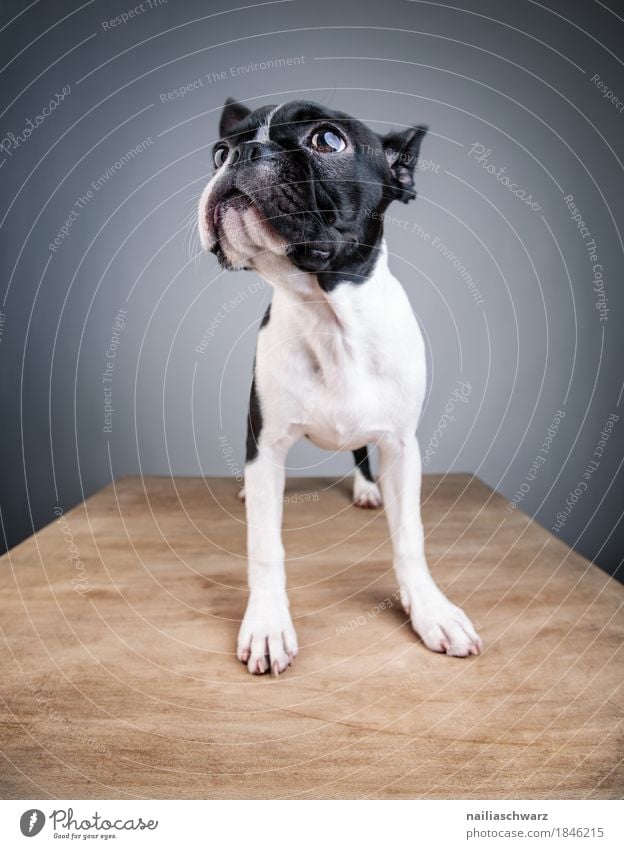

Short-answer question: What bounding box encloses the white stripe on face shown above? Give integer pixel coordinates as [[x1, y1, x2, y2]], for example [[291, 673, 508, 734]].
[[253, 104, 282, 143]]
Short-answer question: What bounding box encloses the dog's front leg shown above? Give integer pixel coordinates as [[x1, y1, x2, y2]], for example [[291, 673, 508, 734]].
[[379, 435, 482, 657], [237, 441, 298, 675]]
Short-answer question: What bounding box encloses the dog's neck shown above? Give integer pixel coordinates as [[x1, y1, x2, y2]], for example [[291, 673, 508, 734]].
[[254, 239, 393, 321], [256, 240, 399, 377]]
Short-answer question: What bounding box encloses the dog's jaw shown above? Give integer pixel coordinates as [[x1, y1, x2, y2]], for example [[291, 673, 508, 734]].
[[197, 171, 288, 270]]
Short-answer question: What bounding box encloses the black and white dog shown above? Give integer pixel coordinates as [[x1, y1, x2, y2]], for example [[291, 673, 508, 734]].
[[198, 98, 482, 675]]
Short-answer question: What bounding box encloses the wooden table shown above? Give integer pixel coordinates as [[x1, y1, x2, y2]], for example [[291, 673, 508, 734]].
[[1, 475, 622, 799]]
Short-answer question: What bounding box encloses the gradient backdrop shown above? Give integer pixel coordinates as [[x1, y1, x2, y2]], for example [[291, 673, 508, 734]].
[[1, 0, 623, 578]]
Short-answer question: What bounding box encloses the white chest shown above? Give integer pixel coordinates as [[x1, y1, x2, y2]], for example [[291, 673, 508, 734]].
[[255, 258, 426, 450]]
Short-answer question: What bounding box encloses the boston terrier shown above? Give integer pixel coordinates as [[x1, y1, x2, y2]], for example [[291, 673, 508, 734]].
[[198, 98, 482, 675]]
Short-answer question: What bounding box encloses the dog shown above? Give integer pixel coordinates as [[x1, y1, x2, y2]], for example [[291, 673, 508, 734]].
[[198, 98, 482, 674]]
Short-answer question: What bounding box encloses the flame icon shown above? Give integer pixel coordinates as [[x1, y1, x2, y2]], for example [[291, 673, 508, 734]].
[[20, 809, 45, 837]]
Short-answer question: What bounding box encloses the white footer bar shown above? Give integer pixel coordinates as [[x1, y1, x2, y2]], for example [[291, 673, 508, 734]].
[[0, 799, 622, 848]]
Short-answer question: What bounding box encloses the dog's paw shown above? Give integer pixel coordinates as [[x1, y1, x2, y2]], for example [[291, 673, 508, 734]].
[[237, 486, 246, 502], [353, 470, 382, 509], [400, 585, 482, 657], [237, 594, 298, 675]]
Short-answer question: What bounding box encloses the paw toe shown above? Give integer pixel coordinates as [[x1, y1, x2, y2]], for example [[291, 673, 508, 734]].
[[408, 595, 482, 659], [353, 479, 382, 509], [238, 607, 298, 676]]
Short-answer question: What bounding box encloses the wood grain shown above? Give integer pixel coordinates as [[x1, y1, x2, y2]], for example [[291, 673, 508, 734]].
[[1, 475, 622, 799]]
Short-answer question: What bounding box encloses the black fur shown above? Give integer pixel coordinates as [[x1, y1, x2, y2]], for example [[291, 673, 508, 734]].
[[245, 375, 263, 463], [209, 99, 427, 288], [353, 446, 374, 482]]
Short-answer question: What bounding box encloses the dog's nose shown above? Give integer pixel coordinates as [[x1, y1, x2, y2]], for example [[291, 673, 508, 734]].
[[237, 141, 278, 163]]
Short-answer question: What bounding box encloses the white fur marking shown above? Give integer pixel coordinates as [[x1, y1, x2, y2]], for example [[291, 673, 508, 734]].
[[254, 104, 282, 143], [353, 467, 382, 509]]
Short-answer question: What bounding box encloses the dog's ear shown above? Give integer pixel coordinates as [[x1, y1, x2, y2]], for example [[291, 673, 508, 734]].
[[219, 98, 251, 138], [380, 125, 428, 203]]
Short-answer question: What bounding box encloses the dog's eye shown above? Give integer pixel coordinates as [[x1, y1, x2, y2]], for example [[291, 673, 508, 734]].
[[310, 128, 346, 153], [213, 146, 229, 168]]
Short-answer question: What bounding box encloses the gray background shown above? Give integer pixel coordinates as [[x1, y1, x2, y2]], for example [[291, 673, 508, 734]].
[[1, 0, 622, 577]]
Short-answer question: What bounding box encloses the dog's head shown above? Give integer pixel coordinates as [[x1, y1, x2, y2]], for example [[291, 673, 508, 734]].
[[198, 98, 427, 287]]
